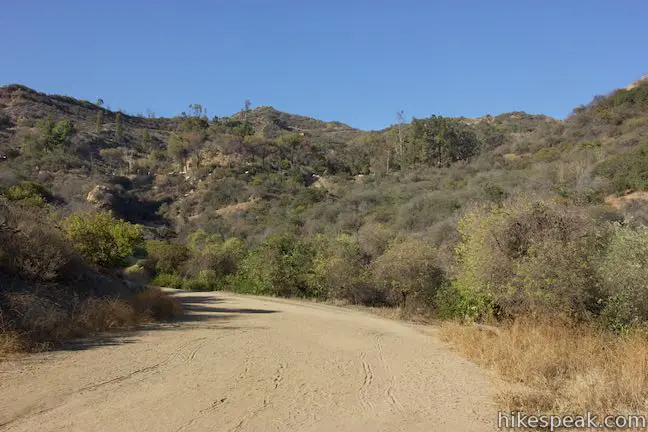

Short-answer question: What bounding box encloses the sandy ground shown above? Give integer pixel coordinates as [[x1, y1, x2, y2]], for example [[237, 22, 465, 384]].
[[0, 291, 499, 432]]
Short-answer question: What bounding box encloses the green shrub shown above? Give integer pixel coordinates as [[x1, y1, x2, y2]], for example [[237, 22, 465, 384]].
[[451, 198, 602, 321], [598, 223, 648, 331], [145, 240, 190, 275], [238, 233, 314, 297], [64, 212, 143, 268], [308, 234, 370, 302], [2, 181, 50, 205], [123, 264, 151, 286], [595, 144, 648, 193], [151, 273, 184, 289]]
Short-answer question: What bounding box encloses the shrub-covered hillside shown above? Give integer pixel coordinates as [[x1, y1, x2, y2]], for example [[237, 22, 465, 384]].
[[3, 78, 648, 331]]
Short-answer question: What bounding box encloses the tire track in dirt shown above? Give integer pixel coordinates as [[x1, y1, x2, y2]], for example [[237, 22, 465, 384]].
[[358, 351, 375, 412], [376, 334, 404, 413]]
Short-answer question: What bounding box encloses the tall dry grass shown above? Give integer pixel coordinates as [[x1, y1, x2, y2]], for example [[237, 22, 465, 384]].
[[440, 320, 648, 415], [0, 287, 182, 355]]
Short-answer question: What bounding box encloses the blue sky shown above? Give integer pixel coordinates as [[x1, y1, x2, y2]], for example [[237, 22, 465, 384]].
[[1, 1, 647, 130]]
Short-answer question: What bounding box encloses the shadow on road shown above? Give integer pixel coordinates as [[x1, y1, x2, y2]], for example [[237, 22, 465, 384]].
[[56, 292, 277, 353], [172, 292, 279, 322]]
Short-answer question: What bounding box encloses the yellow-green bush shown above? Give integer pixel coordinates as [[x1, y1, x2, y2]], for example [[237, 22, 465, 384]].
[[2, 181, 50, 205], [308, 234, 371, 302], [64, 212, 143, 268]]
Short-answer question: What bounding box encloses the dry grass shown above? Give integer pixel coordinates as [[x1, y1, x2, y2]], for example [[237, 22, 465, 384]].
[[440, 320, 648, 414], [132, 286, 183, 321], [0, 287, 183, 355]]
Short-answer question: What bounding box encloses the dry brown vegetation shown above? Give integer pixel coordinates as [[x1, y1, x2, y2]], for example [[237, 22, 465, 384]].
[[0, 287, 182, 355], [440, 320, 648, 415]]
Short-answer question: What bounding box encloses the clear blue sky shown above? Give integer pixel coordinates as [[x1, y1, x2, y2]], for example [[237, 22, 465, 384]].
[[2, 1, 647, 130]]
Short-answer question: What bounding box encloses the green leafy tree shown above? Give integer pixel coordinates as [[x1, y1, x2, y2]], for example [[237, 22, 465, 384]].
[[598, 224, 648, 331], [167, 133, 189, 170], [411, 116, 479, 166]]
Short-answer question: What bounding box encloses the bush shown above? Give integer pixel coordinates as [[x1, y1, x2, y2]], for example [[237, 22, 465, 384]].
[[451, 198, 602, 321], [357, 222, 394, 259], [123, 264, 151, 286], [1, 287, 181, 353], [598, 223, 648, 332], [238, 233, 314, 297], [0, 112, 12, 130], [372, 238, 445, 309], [63, 212, 143, 268], [2, 181, 51, 205], [151, 273, 185, 289], [145, 240, 190, 275], [308, 234, 371, 302], [0, 200, 80, 283], [595, 143, 648, 193], [184, 235, 246, 279], [132, 287, 183, 320]]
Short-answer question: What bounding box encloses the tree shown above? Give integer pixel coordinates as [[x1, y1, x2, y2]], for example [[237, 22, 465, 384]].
[[355, 132, 390, 175], [277, 132, 302, 168], [396, 110, 406, 164], [96, 110, 103, 134], [141, 129, 153, 152], [167, 133, 189, 170], [99, 148, 125, 170], [245, 135, 274, 168], [411, 116, 479, 166], [242, 99, 252, 119], [188, 104, 205, 118], [37, 117, 75, 151]]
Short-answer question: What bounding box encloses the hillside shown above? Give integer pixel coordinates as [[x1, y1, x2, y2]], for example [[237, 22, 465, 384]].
[[0, 84, 567, 235], [2, 77, 648, 274]]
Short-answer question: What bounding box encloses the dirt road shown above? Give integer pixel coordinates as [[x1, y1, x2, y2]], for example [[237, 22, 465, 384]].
[[0, 291, 499, 431]]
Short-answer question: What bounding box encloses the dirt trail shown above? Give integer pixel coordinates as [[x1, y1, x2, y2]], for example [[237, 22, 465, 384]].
[[0, 291, 499, 431]]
